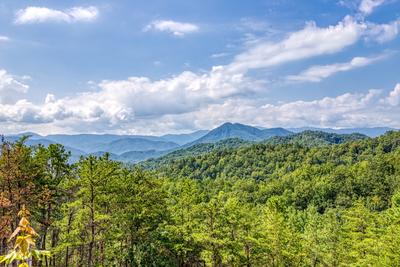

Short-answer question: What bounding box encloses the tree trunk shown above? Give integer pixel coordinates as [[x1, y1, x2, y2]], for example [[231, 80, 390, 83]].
[[64, 209, 74, 267], [88, 168, 95, 267]]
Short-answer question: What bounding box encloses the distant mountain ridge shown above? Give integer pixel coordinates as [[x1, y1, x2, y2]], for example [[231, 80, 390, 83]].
[[142, 138, 251, 169], [86, 138, 179, 154], [267, 130, 369, 146], [2, 123, 397, 163], [189, 122, 292, 145], [160, 130, 209, 145], [289, 127, 395, 137], [141, 131, 371, 169]]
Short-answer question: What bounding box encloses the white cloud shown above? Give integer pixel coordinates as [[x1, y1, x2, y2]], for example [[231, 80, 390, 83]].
[[15, 6, 98, 24], [287, 54, 386, 82], [0, 66, 261, 126], [366, 20, 400, 43], [0, 69, 29, 104], [384, 83, 400, 106], [1, 81, 399, 134], [359, 0, 385, 16], [144, 20, 199, 36], [1, 15, 400, 134], [179, 84, 400, 131], [0, 36, 10, 42], [226, 16, 398, 74], [228, 16, 365, 73]]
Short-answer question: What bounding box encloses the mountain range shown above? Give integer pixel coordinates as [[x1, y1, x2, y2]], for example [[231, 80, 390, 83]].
[[2, 123, 397, 163], [188, 122, 291, 145], [288, 127, 395, 137]]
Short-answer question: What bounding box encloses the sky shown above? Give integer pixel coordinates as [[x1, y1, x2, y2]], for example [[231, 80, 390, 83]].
[[0, 0, 399, 135]]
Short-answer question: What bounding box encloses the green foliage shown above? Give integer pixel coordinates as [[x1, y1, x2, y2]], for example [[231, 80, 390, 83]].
[[0, 131, 399, 266], [267, 130, 369, 146], [142, 138, 250, 169]]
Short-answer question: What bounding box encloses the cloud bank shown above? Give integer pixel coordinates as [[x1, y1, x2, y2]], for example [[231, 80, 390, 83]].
[[0, 79, 398, 134], [1, 12, 399, 134]]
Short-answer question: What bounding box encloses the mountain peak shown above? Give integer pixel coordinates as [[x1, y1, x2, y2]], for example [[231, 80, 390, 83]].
[[191, 122, 292, 145], [218, 122, 235, 128]]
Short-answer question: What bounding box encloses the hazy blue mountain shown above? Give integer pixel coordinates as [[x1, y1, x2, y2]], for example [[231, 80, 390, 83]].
[[189, 122, 292, 145], [261, 128, 293, 138], [7, 132, 43, 139], [2, 136, 86, 155], [117, 150, 166, 163], [2, 124, 393, 164], [3, 134, 43, 143], [289, 127, 396, 137], [45, 134, 163, 153], [2, 133, 184, 163], [88, 138, 180, 154], [160, 130, 209, 145]]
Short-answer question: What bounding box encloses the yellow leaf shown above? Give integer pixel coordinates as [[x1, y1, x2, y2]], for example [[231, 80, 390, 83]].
[[25, 226, 37, 236], [8, 227, 21, 241], [18, 217, 30, 228], [14, 235, 34, 256], [17, 205, 30, 217]]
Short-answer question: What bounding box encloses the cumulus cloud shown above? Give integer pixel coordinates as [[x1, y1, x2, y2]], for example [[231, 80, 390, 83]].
[[179, 84, 400, 131], [1, 14, 400, 134], [287, 54, 386, 82], [0, 66, 261, 126], [359, 0, 385, 16], [0, 80, 399, 134], [0, 69, 29, 104], [144, 20, 199, 36], [384, 83, 400, 106], [14, 6, 98, 24]]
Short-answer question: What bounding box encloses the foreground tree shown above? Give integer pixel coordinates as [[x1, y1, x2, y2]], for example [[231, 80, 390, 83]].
[[0, 138, 42, 256], [0, 205, 50, 267]]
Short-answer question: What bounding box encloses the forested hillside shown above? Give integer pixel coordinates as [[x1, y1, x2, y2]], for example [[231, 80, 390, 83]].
[[143, 138, 251, 169], [265, 130, 369, 146], [0, 131, 400, 266]]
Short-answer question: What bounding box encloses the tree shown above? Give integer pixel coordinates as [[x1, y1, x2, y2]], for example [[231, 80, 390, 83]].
[[110, 168, 170, 266], [0, 205, 50, 267], [0, 138, 42, 256], [33, 144, 71, 267]]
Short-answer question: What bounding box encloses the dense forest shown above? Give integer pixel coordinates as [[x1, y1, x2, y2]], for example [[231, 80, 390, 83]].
[[0, 131, 400, 266]]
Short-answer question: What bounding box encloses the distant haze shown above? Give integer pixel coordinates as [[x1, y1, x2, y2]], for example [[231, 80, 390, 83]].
[[3, 122, 397, 163]]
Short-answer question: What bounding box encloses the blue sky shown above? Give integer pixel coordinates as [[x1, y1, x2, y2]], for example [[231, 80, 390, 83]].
[[0, 0, 399, 134]]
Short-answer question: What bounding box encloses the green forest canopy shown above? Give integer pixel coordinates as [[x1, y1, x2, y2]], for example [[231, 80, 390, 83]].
[[0, 131, 399, 266]]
